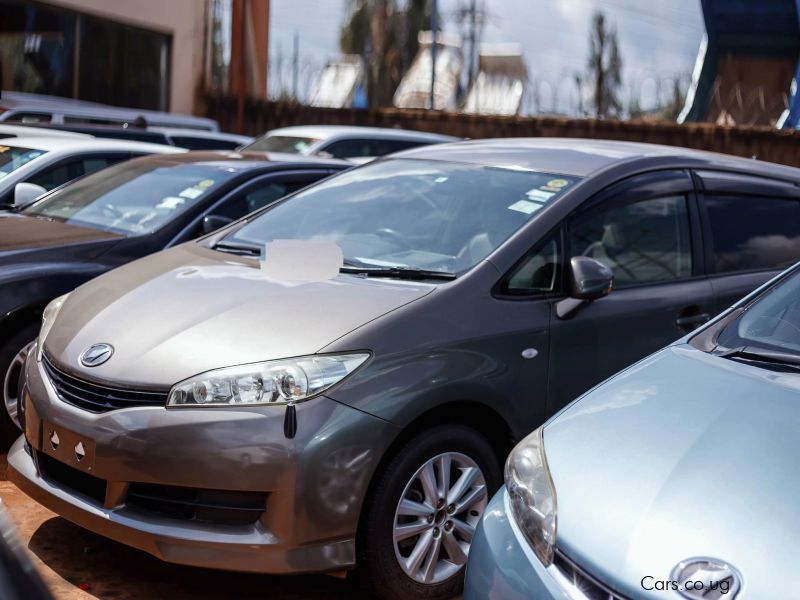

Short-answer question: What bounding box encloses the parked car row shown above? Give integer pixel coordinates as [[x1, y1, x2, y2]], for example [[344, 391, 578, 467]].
[[2, 131, 800, 600]]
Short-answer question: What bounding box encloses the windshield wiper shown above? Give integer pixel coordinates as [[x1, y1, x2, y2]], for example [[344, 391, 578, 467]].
[[716, 345, 800, 370], [214, 240, 262, 257], [340, 265, 456, 281]]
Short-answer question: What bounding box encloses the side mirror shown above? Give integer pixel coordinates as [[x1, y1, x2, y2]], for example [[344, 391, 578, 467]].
[[556, 256, 614, 319], [13, 182, 47, 208], [202, 214, 234, 235]]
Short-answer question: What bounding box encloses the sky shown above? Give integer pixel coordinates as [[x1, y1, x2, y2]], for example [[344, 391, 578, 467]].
[[268, 0, 706, 114]]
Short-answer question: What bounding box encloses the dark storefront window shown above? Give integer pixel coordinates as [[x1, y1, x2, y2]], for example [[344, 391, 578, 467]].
[[77, 15, 169, 111], [0, 0, 170, 111], [0, 1, 76, 98]]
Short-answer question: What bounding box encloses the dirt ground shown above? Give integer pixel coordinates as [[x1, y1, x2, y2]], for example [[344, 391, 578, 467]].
[[0, 456, 358, 600]]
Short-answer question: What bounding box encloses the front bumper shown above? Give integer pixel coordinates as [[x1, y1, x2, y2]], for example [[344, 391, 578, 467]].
[[9, 352, 399, 574], [465, 489, 571, 600]]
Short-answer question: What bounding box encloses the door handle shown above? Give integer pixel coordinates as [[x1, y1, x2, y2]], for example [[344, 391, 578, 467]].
[[676, 313, 710, 328]]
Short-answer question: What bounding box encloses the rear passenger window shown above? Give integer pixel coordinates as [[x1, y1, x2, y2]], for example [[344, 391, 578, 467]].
[[26, 155, 123, 190], [705, 196, 800, 273], [570, 195, 692, 286], [320, 139, 372, 159], [211, 179, 316, 222]]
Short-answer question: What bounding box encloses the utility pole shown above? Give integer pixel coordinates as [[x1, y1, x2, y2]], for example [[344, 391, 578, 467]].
[[453, 0, 489, 95], [430, 0, 438, 110], [468, 0, 476, 91], [292, 31, 299, 101]]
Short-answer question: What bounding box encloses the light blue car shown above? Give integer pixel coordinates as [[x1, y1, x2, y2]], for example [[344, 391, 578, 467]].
[[465, 263, 800, 599]]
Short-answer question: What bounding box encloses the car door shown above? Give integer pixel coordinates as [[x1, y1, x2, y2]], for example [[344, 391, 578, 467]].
[[547, 170, 714, 415], [694, 170, 800, 314], [173, 169, 339, 242], [491, 231, 562, 432]]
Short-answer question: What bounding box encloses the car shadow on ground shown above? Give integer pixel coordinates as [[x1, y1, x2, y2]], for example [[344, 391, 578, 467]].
[[27, 516, 359, 599]]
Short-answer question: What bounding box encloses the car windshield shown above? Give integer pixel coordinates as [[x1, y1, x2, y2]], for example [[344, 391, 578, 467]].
[[22, 158, 240, 235], [0, 145, 46, 179], [224, 158, 579, 274], [717, 269, 800, 356], [243, 135, 319, 154]]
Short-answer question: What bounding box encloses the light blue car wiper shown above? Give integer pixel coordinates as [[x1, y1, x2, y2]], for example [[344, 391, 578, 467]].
[[716, 345, 800, 369]]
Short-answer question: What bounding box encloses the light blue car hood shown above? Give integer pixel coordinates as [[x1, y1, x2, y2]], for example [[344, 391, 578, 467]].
[[544, 344, 800, 599]]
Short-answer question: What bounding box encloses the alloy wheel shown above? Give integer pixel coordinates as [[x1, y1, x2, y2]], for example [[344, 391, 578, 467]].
[[392, 451, 488, 584]]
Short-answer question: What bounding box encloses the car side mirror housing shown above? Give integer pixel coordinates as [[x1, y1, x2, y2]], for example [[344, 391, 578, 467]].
[[13, 182, 47, 208], [556, 256, 614, 319], [202, 214, 234, 235]]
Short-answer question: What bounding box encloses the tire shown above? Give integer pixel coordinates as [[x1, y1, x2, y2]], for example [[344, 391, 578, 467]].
[[0, 322, 38, 445], [357, 424, 502, 600]]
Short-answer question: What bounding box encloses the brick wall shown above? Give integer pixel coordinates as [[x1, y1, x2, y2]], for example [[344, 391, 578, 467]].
[[205, 95, 800, 168]]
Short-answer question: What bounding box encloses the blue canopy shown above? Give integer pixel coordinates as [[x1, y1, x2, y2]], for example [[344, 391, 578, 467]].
[[680, 0, 800, 126]]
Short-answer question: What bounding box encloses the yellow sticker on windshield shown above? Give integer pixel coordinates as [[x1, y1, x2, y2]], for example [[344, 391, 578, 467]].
[[0, 147, 9, 153], [546, 179, 569, 188], [196, 179, 215, 189]]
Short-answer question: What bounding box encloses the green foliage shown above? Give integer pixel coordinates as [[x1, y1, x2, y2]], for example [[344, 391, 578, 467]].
[[340, 0, 432, 107]]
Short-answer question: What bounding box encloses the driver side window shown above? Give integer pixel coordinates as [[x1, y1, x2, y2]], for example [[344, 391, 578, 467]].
[[569, 195, 692, 286]]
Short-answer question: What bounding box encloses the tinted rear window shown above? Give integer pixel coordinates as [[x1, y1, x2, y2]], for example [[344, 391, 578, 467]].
[[705, 195, 800, 273]]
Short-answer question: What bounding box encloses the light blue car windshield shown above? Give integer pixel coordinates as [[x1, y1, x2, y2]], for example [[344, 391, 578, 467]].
[[719, 271, 800, 354], [226, 158, 579, 274]]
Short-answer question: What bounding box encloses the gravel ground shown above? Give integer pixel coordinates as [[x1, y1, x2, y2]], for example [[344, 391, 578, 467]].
[[0, 455, 359, 600]]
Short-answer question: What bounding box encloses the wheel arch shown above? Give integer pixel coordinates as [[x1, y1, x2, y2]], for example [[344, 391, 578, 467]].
[[355, 399, 514, 542]]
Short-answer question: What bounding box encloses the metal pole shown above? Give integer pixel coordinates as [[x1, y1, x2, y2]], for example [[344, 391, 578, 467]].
[[430, 0, 438, 110], [292, 31, 299, 101]]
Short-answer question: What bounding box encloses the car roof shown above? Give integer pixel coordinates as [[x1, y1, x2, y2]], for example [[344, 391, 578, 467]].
[[395, 137, 800, 179], [0, 124, 92, 139], [131, 150, 350, 171], [0, 90, 219, 131], [1, 136, 183, 154], [265, 125, 460, 143]]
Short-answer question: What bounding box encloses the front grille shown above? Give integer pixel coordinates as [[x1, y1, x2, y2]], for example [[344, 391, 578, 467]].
[[550, 550, 629, 600], [126, 483, 267, 526], [42, 355, 168, 413], [37, 452, 106, 505]]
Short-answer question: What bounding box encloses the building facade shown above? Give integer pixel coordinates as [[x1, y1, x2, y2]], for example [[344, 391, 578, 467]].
[[0, 0, 269, 117]]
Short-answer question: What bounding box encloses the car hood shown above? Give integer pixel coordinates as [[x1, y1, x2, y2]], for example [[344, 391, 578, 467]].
[[44, 242, 436, 388], [544, 344, 800, 599], [0, 212, 121, 256]]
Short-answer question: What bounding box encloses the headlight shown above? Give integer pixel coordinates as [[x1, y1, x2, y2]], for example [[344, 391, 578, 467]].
[[37, 293, 70, 360], [167, 353, 369, 407], [505, 426, 557, 566]]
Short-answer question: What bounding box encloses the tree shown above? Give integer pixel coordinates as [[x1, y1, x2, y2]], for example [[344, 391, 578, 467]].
[[586, 11, 622, 119], [340, 0, 431, 107]]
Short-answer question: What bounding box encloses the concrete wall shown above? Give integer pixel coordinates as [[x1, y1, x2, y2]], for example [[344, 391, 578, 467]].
[[47, 0, 207, 115], [206, 95, 800, 167]]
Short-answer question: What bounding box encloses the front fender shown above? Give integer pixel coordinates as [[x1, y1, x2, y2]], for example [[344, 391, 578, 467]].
[[326, 346, 519, 436]]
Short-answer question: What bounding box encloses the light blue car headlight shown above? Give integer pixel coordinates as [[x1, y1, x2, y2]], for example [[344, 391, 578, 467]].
[[167, 353, 369, 407], [505, 426, 557, 566], [37, 293, 70, 360]]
